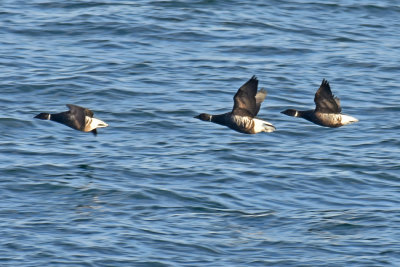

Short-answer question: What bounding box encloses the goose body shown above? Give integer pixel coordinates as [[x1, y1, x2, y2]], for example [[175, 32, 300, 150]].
[[281, 79, 358, 128], [34, 104, 108, 136], [195, 76, 276, 134]]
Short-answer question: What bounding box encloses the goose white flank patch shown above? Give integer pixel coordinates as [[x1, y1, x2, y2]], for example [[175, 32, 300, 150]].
[[281, 79, 358, 128], [194, 76, 276, 134], [34, 104, 108, 136]]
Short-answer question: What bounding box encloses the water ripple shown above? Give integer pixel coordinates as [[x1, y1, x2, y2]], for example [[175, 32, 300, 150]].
[[1, 0, 400, 266]]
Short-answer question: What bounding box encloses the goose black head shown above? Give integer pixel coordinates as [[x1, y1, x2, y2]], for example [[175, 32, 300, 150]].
[[281, 109, 299, 117], [34, 113, 51, 120], [194, 113, 212, 122]]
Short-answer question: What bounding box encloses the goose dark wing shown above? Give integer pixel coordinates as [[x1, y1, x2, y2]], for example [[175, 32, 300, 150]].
[[65, 104, 91, 130], [67, 104, 94, 117], [314, 79, 341, 114], [232, 76, 259, 117], [254, 88, 267, 116]]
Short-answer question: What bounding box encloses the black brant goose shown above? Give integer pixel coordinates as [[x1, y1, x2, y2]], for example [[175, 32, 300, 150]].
[[34, 104, 108, 136], [194, 76, 276, 134], [281, 79, 358, 128]]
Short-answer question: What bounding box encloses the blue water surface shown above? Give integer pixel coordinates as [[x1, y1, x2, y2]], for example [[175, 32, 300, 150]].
[[0, 0, 399, 266]]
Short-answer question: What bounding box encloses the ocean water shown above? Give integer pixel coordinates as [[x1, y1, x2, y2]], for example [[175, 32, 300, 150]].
[[1, 0, 400, 266]]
